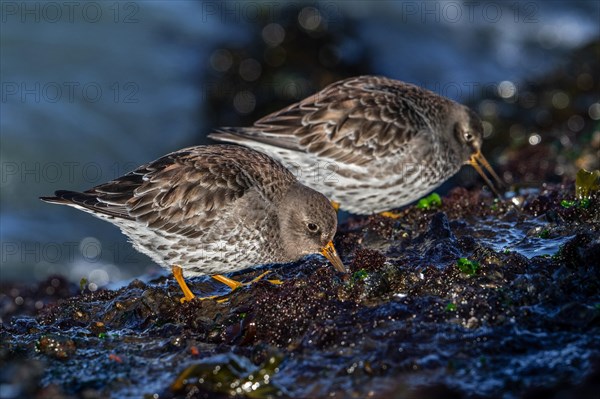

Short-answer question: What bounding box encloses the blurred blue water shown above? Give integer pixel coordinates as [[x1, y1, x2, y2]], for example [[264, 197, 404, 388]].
[[1, 0, 598, 284]]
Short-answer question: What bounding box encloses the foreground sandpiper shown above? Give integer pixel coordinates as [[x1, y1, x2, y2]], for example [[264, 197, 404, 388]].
[[210, 75, 502, 215], [41, 145, 345, 301]]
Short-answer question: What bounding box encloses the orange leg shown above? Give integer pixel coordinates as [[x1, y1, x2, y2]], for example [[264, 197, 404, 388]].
[[379, 211, 403, 219], [172, 268, 281, 304], [211, 270, 275, 290], [331, 200, 341, 212], [172, 265, 196, 303]]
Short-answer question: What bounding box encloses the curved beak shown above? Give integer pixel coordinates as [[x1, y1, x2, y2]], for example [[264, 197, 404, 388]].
[[320, 241, 347, 273], [469, 150, 504, 199]]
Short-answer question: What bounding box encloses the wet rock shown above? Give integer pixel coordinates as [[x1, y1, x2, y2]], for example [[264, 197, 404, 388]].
[[164, 352, 284, 399], [1, 184, 599, 398], [36, 335, 76, 360], [349, 248, 387, 273], [412, 212, 461, 265]]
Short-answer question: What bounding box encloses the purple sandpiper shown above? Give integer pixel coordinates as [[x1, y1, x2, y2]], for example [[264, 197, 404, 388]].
[[41, 145, 345, 301], [210, 75, 502, 215]]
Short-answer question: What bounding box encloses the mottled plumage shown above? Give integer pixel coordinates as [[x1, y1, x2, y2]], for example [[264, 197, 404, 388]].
[[41, 145, 345, 297], [210, 75, 501, 214]]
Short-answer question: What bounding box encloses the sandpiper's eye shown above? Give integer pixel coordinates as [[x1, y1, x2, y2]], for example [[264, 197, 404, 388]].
[[463, 131, 474, 143], [307, 223, 319, 233]]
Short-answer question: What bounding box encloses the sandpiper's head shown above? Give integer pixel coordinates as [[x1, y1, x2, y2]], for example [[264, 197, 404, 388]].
[[452, 107, 484, 161], [452, 106, 503, 197], [278, 183, 346, 273]]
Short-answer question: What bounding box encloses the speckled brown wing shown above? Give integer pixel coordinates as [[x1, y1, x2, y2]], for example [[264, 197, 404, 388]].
[[43, 145, 295, 238], [210, 76, 435, 166]]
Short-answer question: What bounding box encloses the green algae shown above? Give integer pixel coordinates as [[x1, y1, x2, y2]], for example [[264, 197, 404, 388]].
[[560, 200, 575, 208], [352, 269, 368, 282], [445, 303, 457, 312], [456, 258, 480, 276], [417, 193, 442, 210], [538, 229, 550, 239]]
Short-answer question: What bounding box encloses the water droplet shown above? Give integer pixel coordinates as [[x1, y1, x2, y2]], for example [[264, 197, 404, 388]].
[[528, 133, 541, 146], [479, 100, 497, 117], [482, 121, 494, 138], [233, 91, 256, 114], [497, 81, 517, 99], [588, 103, 600, 120], [239, 58, 262, 82], [298, 7, 322, 31], [567, 115, 585, 132], [210, 49, 233, 72], [89, 269, 110, 287], [551, 91, 569, 109], [262, 23, 285, 47], [80, 237, 101, 261]]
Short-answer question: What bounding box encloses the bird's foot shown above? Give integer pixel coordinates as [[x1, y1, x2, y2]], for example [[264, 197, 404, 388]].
[[172, 265, 196, 303], [172, 267, 281, 304], [330, 200, 341, 212], [211, 270, 274, 291], [379, 211, 403, 219], [206, 271, 280, 303]]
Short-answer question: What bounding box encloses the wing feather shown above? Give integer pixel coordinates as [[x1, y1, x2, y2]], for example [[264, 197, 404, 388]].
[[41, 145, 295, 238], [209, 76, 444, 166]]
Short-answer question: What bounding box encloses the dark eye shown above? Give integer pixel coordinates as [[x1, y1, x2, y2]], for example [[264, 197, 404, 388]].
[[463, 131, 474, 142], [307, 223, 319, 233]]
